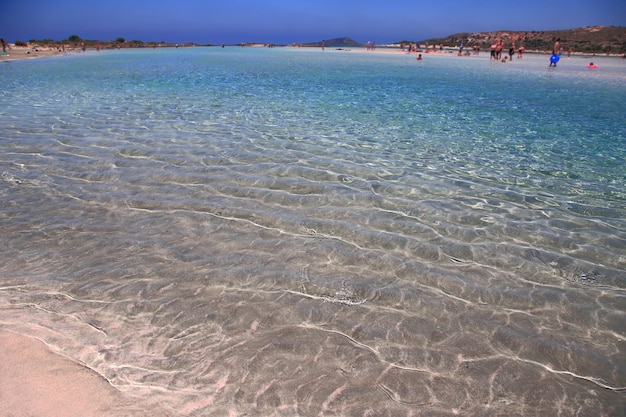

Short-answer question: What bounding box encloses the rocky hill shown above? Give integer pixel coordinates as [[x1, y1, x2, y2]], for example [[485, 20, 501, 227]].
[[299, 37, 361, 48], [418, 26, 626, 53]]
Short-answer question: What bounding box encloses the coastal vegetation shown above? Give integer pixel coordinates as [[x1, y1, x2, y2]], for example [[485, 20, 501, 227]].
[[299, 37, 362, 47], [13, 34, 182, 49], [11, 26, 626, 54], [418, 25, 626, 54]]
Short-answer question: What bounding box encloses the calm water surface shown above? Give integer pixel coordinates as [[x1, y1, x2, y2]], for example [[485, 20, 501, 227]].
[[1, 47, 625, 416]]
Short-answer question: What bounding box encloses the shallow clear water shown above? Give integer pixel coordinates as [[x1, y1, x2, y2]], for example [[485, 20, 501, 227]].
[[1, 48, 625, 416]]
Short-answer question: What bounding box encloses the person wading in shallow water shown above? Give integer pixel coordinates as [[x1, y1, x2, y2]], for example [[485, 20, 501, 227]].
[[1, 38, 8, 56], [553, 38, 561, 55], [495, 39, 504, 61], [549, 38, 561, 67]]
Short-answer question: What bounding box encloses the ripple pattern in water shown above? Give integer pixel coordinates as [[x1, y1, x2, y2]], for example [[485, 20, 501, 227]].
[[1, 48, 625, 416]]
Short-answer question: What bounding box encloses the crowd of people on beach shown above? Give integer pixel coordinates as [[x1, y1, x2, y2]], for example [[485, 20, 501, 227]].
[[364, 41, 377, 51], [399, 36, 623, 69], [486, 39, 526, 62], [402, 39, 526, 62]]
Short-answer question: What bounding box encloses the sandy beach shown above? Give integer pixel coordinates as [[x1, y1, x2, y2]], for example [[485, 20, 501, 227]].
[[3, 43, 618, 64], [0, 43, 464, 62], [0, 45, 69, 61], [0, 330, 120, 416], [0, 331, 167, 417]]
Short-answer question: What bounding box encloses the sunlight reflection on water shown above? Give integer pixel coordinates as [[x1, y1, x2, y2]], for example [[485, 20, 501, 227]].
[[1, 48, 625, 416]]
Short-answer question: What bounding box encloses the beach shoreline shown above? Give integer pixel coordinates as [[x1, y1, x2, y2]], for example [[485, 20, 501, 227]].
[[0, 330, 167, 417], [0, 330, 122, 417], [0, 45, 69, 61], [3, 42, 625, 63]]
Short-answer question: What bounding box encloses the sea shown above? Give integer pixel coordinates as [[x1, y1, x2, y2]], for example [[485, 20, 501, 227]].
[[1, 47, 625, 416]]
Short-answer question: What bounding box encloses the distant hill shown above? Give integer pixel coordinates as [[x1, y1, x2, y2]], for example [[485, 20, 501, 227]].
[[418, 26, 626, 53], [299, 37, 361, 47]]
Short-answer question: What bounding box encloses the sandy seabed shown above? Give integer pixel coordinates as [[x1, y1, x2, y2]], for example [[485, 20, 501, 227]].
[[2, 43, 623, 417]]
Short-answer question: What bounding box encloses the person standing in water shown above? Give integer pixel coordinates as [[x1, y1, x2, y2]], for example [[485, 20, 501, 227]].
[[553, 38, 561, 55], [495, 39, 504, 61], [549, 38, 561, 67]]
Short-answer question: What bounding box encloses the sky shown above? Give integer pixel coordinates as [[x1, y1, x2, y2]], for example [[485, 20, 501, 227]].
[[2, 0, 625, 45]]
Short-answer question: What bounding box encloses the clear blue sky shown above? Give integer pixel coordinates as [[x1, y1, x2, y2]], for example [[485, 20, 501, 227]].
[[2, 0, 625, 44]]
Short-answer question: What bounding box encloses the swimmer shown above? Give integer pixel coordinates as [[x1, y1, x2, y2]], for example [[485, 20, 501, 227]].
[[587, 62, 598, 69]]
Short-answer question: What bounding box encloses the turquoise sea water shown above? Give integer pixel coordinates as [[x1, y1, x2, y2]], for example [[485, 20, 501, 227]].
[[1, 47, 625, 416]]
